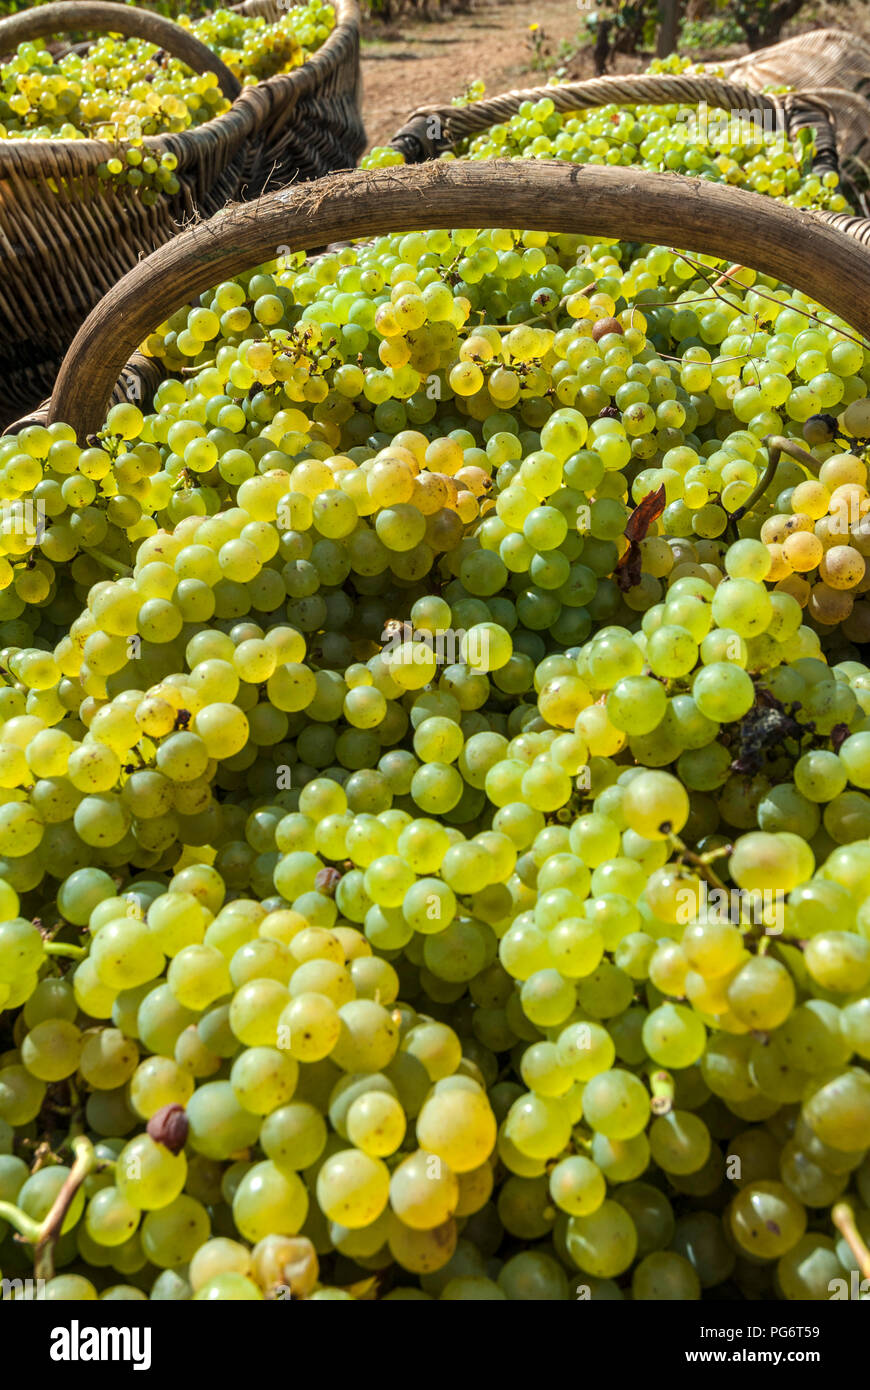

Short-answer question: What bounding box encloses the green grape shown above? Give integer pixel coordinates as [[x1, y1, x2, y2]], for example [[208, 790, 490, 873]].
[[632, 1250, 701, 1300], [622, 771, 688, 839], [649, 1110, 711, 1175], [727, 956, 796, 1029], [233, 1160, 309, 1241], [582, 1069, 650, 1139], [194, 1273, 264, 1301], [549, 1156, 606, 1216], [565, 1200, 637, 1278], [116, 1135, 187, 1211], [21, 1019, 82, 1081], [230, 1047, 298, 1115], [315, 1149, 390, 1229], [729, 1180, 807, 1259], [0, 1065, 46, 1125], [497, 1250, 569, 1300], [802, 1068, 870, 1151], [415, 1086, 496, 1172], [19, 1165, 85, 1233], [185, 1081, 262, 1161], [142, 1194, 211, 1267], [642, 1004, 706, 1068]]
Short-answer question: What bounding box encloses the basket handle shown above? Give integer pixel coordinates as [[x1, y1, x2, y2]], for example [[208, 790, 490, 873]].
[[0, 1, 241, 100], [47, 160, 870, 440], [391, 74, 781, 157]]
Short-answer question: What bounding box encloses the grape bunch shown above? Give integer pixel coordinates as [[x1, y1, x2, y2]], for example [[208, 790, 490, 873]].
[[0, 1, 334, 156], [1, 192, 870, 1300]]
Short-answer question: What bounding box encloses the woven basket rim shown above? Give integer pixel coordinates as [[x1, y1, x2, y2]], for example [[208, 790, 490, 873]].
[[389, 70, 867, 148], [0, 0, 360, 175]]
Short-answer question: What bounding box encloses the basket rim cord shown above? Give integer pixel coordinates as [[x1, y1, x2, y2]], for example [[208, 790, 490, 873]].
[[394, 73, 783, 142]]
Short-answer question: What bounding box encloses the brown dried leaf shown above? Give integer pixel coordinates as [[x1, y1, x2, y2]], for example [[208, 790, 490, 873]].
[[615, 484, 667, 593]]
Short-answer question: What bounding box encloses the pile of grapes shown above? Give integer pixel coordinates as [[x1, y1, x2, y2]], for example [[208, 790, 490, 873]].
[[365, 58, 851, 220], [0, 1, 334, 143], [2, 96, 870, 1302]]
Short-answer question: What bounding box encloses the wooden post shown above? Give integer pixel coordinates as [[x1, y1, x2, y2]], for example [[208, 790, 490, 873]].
[[657, 0, 679, 57]]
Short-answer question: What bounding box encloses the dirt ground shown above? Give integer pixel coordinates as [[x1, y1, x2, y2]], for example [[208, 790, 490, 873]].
[[358, 0, 638, 148], [358, 0, 749, 148]]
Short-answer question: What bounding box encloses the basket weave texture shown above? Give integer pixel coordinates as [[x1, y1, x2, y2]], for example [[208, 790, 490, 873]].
[[0, 0, 365, 425]]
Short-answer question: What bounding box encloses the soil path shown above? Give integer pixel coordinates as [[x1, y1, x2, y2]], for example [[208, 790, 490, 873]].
[[359, 0, 622, 149]]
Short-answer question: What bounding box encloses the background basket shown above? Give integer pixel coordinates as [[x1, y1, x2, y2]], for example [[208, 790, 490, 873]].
[[0, 0, 365, 426], [716, 29, 870, 193], [31, 161, 870, 442], [389, 69, 846, 183], [386, 30, 870, 205]]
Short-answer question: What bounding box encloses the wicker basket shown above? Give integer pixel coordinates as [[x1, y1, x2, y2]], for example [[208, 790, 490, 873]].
[[0, 0, 365, 426], [387, 32, 870, 195], [29, 161, 870, 442], [719, 29, 870, 187], [390, 71, 844, 178]]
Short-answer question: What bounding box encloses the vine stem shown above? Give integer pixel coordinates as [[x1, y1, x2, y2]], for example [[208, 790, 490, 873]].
[[81, 546, 133, 577], [729, 433, 821, 526], [0, 1201, 41, 1243], [832, 1203, 870, 1282], [43, 942, 86, 961], [668, 833, 729, 893], [33, 1136, 97, 1282]]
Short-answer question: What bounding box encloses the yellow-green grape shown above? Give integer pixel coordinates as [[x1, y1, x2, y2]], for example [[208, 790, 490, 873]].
[[142, 1194, 211, 1267], [188, 1237, 253, 1293], [185, 1081, 262, 1161], [346, 1091, 406, 1156], [315, 1149, 390, 1229], [85, 1187, 141, 1247], [19, 1164, 85, 1234], [129, 1056, 194, 1119], [390, 1149, 459, 1230], [115, 1135, 187, 1211], [21, 1019, 82, 1081], [729, 1181, 807, 1259], [415, 1086, 496, 1172], [230, 1047, 299, 1115], [549, 1155, 607, 1216]]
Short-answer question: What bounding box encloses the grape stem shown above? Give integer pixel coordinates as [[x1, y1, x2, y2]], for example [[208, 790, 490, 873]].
[[667, 833, 729, 893], [0, 1201, 41, 1244], [43, 942, 86, 961], [728, 434, 821, 530], [649, 1069, 675, 1116], [832, 1202, 870, 1281], [81, 547, 133, 578], [33, 1135, 97, 1283]]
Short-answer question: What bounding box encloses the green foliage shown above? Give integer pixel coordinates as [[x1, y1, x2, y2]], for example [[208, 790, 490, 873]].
[[678, 14, 743, 49]]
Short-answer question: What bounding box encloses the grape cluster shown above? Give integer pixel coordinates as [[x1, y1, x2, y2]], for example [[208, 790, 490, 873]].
[[2, 178, 870, 1299], [0, 1, 333, 155]]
